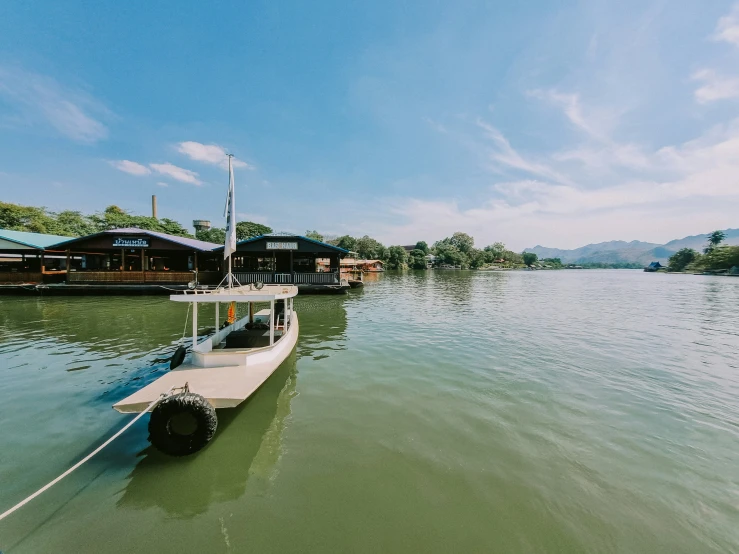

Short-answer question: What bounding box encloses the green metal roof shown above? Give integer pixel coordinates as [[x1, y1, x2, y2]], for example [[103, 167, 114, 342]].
[[0, 229, 74, 249]]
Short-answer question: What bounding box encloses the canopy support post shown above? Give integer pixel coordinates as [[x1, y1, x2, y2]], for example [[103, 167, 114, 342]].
[[269, 300, 275, 345], [215, 302, 220, 331], [192, 301, 198, 349]]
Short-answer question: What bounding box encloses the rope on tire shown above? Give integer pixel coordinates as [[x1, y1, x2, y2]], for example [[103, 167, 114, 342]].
[[0, 387, 177, 523]]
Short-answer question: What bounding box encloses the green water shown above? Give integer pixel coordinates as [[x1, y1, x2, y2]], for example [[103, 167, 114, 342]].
[[1, 270, 738, 553]]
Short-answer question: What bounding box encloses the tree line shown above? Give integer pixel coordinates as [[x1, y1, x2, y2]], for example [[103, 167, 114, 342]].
[[0, 201, 272, 242], [1, 200, 646, 270], [667, 231, 739, 273]]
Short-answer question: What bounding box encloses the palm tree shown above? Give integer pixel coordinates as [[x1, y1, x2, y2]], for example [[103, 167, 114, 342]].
[[704, 230, 726, 254]]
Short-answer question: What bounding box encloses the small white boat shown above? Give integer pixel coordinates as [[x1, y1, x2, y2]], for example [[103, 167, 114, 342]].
[[113, 156, 301, 456], [113, 283, 299, 455]]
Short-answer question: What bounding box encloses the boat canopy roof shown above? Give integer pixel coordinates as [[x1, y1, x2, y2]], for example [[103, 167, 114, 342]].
[[170, 284, 298, 303]]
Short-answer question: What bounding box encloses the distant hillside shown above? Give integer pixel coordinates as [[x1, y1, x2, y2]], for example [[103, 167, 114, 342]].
[[525, 229, 739, 265]]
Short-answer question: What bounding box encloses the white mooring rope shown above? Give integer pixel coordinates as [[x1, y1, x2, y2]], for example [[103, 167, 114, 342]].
[[0, 388, 174, 523]]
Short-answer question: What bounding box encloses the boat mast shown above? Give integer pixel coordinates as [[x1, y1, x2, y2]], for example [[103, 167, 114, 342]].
[[224, 153, 237, 289]]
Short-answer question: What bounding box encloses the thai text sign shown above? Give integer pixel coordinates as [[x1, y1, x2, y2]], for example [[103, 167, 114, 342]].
[[266, 241, 298, 250], [113, 237, 150, 248]]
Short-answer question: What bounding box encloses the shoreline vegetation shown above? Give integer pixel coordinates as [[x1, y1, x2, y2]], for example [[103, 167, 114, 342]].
[[663, 230, 739, 275], [0, 201, 638, 271], [2, 201, 735, 273]]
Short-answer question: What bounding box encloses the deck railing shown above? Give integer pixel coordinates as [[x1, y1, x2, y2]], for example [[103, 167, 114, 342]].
[[234, 272, 340, 285], [0, 271, 44, 284], [68, 271, 196, 284]]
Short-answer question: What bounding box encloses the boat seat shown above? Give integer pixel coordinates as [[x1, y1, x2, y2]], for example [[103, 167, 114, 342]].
[[224, 328, 283, 349]]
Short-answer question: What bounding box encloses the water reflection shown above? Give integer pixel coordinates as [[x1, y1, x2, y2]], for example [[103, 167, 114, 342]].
[[117, 351, 298, 518]]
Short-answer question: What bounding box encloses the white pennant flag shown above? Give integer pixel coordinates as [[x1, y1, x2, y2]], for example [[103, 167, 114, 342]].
[[223, 155, 237, 260]]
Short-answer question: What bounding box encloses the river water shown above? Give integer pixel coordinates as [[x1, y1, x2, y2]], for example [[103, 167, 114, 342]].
[[0, 270, 738, 553]]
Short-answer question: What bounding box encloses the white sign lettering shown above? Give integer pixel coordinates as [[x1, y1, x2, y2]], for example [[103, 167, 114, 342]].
[[266, 241, 298, 250], [113, 237, 150, 248]]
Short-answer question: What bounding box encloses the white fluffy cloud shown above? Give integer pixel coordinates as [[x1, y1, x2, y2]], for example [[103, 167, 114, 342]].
[[109, 160, 151, 176], [714, 3, 739, 46], [692, 69, 739, 103], [149, 163, 202, 185], [0, 65, 109, 143], [176, 141, 253, 170]]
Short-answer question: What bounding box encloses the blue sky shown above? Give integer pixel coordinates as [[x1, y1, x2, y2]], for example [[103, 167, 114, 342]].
[[1, 0, 738, 250]]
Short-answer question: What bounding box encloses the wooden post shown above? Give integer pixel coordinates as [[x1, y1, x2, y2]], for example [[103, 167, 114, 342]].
[[40, 252, 45, 273], [194, 251, 198, 284], [65, 249, 70, 273], [121, 248, 125, 272], [141, 248, 145, 280], [215, 302, 220, 331], [269, 300, 275, 345], [248, 302, 254, 324], [290, 249, 294, 283]]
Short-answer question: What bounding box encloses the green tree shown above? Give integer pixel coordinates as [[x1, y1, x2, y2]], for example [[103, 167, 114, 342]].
[[408, 249, 428, 269], [697, 245, 739, 271], [468, 248, 487, 269], [484, 242, 506, 259], [305, 230, 324, 242], [50, 210, 97, 237], [433, 242, 466, 267], [196, 227, 227, 244], [704, 230, 726, 253], [448, 232, 474, 253], [235, 221, 272, 240], [414, 241, 429, 254], [386, 246, 408, 269], [90, 205, 193, 237], [522, 252, 538, 267], [668, 248, 698, 272], [332, 235, 357, 251], [0, 201, 58, 234], [355, 235, 386, 260]]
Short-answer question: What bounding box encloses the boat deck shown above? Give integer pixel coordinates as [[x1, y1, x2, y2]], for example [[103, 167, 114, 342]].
[[113, 310, 299, 413], [113, 360, 280, 413]]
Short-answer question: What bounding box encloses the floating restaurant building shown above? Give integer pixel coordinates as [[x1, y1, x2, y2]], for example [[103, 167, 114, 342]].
[[0, 229, 73, 284], [0, 228, 351, 293], [218, 233, 350, 292], [52, 228, 222, 285]]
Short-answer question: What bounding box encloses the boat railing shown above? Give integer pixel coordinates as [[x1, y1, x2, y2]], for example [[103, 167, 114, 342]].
[[234, 271, 340, 285]]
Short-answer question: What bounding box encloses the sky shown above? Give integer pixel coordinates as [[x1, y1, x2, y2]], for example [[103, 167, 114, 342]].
[[1, 0, 738, 250]]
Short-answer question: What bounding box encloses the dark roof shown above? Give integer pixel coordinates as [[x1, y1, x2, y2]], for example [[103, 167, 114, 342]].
[[214, 233, 349, 254], [0, 229, 74, 249], [647, 261, 663, 268], [49, 228, 220, 251]]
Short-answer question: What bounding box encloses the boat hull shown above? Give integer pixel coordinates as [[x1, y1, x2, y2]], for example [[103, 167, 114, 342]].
[[113, 313, 299, 413]]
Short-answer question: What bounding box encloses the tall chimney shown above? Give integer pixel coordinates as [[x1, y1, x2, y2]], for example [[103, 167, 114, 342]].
[[152, 195, 158, 219]]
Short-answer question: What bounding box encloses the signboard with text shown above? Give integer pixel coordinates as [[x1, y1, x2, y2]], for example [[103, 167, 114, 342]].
[[113, 237, 150, 248], [266, 241, 298, 250]]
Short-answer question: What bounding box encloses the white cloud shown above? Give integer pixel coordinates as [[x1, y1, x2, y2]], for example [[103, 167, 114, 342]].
[[0, 65, 109, 143], [713, 4, 739, 46], [176, 141, 253, 170], [692, 69, 739, 103], [109, 160, 151, 176], [149, 163, 202, 185], [372, 116, 739, 249], [476, 119, 573, 185], [157, 181, 169, 187]]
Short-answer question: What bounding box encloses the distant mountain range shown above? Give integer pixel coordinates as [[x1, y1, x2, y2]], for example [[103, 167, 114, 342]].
[[524, 229, 739, 265]]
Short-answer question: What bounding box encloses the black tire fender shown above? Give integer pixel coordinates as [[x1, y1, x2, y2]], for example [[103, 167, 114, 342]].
[[170, 346, 187, 370], [148, 393, 217, 456]]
